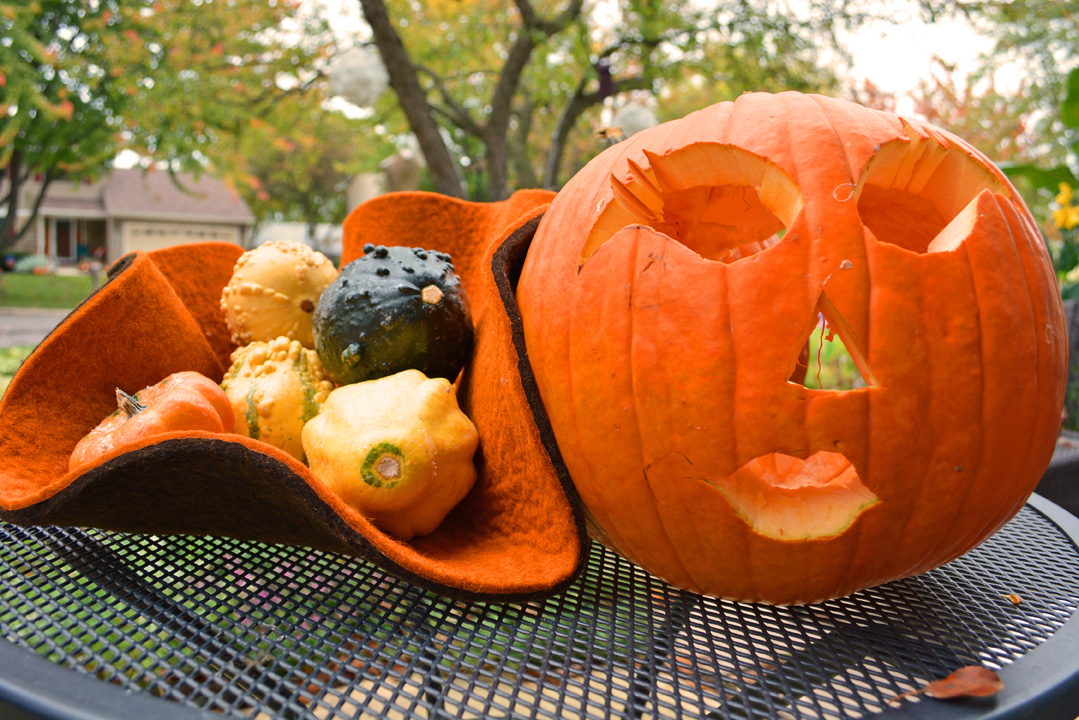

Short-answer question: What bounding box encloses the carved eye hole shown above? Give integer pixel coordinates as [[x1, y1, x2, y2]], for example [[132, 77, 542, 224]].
[[855, 125, 1009, 254], [582, 143, 804, 265]]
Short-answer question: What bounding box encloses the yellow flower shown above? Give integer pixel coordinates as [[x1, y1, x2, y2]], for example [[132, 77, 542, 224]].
[[1057, 183, 1074, 207], [1057, 204, 1079, 231], [1066, 205, 1079, 231]]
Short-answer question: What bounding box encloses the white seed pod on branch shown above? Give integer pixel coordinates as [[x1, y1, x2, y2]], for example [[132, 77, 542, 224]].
[[329, 46, 389, 109]]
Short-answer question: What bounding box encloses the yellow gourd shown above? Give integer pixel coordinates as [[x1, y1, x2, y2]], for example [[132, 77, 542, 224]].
[[221, 336, 335, 462], [301, 369, 479, 540], [220, 241, 338, 348]]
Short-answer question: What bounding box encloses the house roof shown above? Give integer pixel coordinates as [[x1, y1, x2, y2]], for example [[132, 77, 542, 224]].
[[101, 168, 254, 225]]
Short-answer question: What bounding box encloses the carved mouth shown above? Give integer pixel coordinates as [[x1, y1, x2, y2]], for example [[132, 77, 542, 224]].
[[705, 451, 880, 541]]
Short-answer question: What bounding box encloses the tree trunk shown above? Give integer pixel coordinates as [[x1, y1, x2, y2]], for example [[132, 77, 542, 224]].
[[543, 74, 650, 189], [483, 25, 536, 200], [509, 101, 538, 189], [358, 0, 465, 199], [543, 80, 591, 190], [0, 151, 24, 253]]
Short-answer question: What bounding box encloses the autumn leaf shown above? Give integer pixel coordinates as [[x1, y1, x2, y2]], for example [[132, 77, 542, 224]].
[[891, 665, 1004, 705]]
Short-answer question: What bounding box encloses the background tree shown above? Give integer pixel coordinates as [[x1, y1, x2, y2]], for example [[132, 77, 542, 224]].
[[909, 58, 1039, 165], [356, 0, 861, 201], [238, 96, 396, 249], [0, 0, 334, 253], [916, 0, 1078, 166], [0, 0, 130, 250]]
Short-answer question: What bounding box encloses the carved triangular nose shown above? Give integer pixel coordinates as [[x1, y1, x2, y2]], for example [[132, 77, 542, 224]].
[[788, 291, 877, 391]]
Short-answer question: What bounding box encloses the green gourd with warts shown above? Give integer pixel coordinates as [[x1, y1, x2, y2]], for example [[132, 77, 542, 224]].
[[312, 244, 473, 386]]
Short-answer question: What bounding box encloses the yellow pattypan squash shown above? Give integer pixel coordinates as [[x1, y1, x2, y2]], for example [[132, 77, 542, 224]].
[[301, 369, 479, 540]]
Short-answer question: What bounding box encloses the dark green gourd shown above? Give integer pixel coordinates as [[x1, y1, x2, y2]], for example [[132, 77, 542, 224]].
[[312, 244, 473, 386]]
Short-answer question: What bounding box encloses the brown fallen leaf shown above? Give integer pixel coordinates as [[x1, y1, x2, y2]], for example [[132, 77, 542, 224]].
[[891, 665, 1004, 704], [1002, 593, 1022, 605]]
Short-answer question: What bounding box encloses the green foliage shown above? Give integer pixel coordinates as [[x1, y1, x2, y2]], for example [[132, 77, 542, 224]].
[[1001, 67, 1079, 297], [1065, 67, 1079, 130], [0, 0, 131, 248], [0, 0, 335, 250], [920, 0, 1078, 169], [0, 272, 92, 308], [802, 323, 866, 392], [237, 98, 391, 229], [0, 345, 34, 399]]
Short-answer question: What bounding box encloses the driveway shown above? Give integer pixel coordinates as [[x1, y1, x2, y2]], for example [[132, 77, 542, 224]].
[[0, 308, 72, 348]]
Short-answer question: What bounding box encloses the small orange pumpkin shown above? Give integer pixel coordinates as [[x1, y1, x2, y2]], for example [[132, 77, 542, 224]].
[[69, 371, 234, 471], [517, 92, 1067, 604]]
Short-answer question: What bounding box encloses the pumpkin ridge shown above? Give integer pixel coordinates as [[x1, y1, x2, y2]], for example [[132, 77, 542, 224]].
[[1002, 195, 1053, 500], [1010, 195, 1069, 472], [950, 194, 1042, 557], [564, 245, 637, 565], [887, 234, 948, 580], [626, 234, 701, 592], [906, 238, 986, 577]]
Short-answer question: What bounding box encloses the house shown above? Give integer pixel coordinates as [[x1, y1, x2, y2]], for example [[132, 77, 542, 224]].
[[250, 221, 343, 262], [1, 168, 255, 265]]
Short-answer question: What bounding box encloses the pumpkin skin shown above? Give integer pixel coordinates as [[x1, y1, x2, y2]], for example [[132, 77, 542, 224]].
[[516, 92, 1067, 604], [69, 371, 234, 471]]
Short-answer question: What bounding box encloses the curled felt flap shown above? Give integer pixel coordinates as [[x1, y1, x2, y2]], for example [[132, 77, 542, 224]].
[[0, 251, 229, 511], [0, 193, 588, 601]]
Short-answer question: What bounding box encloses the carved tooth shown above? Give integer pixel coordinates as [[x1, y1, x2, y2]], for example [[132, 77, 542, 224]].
[[641, 149, 684, 193], [609, 173, 658, 221], [625, 157, 664, 210]]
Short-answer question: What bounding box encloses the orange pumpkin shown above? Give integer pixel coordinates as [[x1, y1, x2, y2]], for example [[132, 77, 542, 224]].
[[69, 371, 234, 471], [517, 92, 1067, 604]]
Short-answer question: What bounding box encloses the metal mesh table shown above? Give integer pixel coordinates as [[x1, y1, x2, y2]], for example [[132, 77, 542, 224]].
[[0, 494, 1077, 720]]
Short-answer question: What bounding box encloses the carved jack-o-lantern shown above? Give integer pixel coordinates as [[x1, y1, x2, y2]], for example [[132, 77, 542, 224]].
[[516, 92, 1066, 604]]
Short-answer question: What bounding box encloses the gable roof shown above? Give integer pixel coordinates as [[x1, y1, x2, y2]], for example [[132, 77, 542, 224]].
[[101, 168, 254, 225]]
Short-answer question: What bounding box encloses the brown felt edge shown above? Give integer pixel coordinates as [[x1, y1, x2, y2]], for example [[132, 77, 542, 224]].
[[0, 216, 589, 604], [490, 212, 591, 584]]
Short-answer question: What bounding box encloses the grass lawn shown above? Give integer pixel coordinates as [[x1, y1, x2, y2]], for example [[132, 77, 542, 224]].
[[0, 273, 94, 309], [0, 345, 34, 398]]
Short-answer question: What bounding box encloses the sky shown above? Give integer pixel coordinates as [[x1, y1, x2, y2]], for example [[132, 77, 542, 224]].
[[841, 13, 999, 114]]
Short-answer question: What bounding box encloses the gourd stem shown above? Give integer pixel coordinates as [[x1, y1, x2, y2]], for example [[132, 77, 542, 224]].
[[116, 388, 146, 418], [376, 455, 402, 481]]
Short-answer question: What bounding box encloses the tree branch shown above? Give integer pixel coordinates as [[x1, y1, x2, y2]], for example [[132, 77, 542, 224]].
[[484, 0, 585, 198], [416, 65, 483, 136], [358, 0, 465, 198], [543, 74, 651, 189]]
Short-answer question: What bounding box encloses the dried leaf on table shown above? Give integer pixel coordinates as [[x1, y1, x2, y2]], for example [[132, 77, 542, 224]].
[[890, 665, 1003, 704]]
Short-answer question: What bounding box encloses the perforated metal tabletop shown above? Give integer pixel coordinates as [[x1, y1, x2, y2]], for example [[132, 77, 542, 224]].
[[0, 493, 1076, 720]]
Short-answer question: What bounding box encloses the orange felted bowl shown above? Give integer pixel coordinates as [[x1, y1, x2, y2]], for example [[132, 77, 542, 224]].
[[0, 189, 588, 602]]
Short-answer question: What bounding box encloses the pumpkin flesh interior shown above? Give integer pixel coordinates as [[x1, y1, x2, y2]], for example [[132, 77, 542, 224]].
[[710, 451, 880, 541], [582, 143, 803, 265], [856, 132, 1007, 254]]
